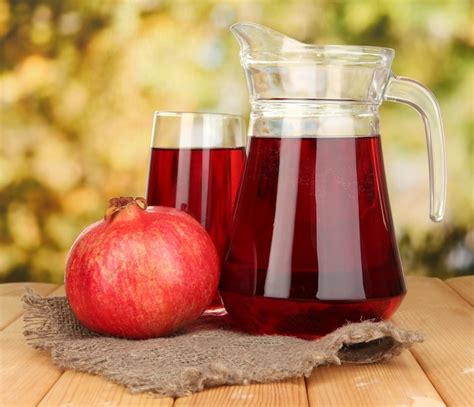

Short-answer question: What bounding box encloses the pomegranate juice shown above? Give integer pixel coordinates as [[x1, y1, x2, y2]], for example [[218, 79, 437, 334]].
[[220, 135, 405, 338], [146, 147, 246, 306]]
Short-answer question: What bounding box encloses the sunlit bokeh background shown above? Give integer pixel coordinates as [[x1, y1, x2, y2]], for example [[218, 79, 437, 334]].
[[1, 0, 472, 283]]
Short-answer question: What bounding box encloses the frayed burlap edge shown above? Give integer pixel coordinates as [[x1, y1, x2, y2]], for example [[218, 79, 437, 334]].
[[22, 289, 422, 397]]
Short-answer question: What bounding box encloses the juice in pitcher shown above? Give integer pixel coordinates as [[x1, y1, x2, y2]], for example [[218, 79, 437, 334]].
[[220, 135, 405, 338]]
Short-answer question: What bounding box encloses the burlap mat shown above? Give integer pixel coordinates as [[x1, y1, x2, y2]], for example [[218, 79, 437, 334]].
[[22, 289, 422, 397]]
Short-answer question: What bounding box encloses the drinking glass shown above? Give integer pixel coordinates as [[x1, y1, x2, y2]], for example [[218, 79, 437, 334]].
[[146, 112, 246, 308]]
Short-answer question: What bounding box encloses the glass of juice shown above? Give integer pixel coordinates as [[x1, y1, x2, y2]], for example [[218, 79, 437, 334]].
[[146, 112, 247, 309]]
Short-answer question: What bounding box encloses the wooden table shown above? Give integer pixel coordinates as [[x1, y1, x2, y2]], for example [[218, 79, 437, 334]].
[[0, 276, 472, 406]]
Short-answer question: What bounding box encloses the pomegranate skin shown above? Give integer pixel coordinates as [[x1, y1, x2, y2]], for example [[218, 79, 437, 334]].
[[65, 203, 219, 339]]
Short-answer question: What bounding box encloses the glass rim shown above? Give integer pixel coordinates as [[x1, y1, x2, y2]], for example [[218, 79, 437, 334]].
[[154, 111, 243, 120], [151, 111, 246, 149]]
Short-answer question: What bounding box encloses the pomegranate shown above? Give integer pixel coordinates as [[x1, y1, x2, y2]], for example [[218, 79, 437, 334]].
[[65, 197, 219, 339]]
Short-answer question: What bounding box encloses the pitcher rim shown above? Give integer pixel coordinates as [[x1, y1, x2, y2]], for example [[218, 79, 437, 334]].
[[242, 45, 395, 65]]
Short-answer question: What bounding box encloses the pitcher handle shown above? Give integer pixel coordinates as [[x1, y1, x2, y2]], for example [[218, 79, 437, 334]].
[[384, 75, 447, 222]]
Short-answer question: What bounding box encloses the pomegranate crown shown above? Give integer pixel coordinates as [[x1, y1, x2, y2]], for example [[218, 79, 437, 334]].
[[105, 197, 147, 220]]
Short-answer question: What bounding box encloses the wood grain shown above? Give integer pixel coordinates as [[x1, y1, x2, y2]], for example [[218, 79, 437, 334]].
[[0, 282, 58, 330], [39, 371, 174, 407], [306, 349, 444, 406], [36, 285, 175, 406], [1, 278, 472, 406], [392, 276, 474, 407], [0, 285, 64, 406], [446, 275, 474, 306], [48, 284, 65, 296], [174, 378, 308, 407]]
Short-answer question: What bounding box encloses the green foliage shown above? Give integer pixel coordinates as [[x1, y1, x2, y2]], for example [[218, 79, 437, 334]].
[[0, 0, 472, 282]]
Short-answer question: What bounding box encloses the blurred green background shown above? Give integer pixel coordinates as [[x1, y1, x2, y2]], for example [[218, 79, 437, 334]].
[[0, 0, 472, 283]]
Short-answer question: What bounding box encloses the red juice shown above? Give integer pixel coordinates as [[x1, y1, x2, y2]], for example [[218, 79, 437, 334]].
[[220, 135, 406, 338], [146, 147, 246, 307]]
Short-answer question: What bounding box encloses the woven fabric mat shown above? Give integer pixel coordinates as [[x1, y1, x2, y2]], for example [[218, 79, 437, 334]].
[[22, 289, 422, 397]]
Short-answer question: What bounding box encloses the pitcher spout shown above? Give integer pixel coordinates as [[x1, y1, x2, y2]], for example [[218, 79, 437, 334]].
[[230, 22, 304, 56]]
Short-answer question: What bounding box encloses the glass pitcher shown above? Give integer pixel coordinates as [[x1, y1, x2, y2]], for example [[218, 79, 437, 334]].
[[220, 23, 446, 338]]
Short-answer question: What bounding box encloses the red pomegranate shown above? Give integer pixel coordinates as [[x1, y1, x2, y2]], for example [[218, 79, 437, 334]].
[[65, 197, 219, 339]]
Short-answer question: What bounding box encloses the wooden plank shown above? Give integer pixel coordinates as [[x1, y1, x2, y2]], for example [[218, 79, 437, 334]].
[[392, 276, 474, 407], [0, 282, 58, 330], [0, 285, 65, 406], [306, 351, 444, 406], [0, 283, 172, 406], [47, 284, 65, 296], [5, 277, 471, 406], [174, 378, 308, 407], [31, 285, 304, 406], [446, 276, 474, 306], [0, 282, 57, 296], [39, 371, 174, 407], [36, 285, 175, 406]]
